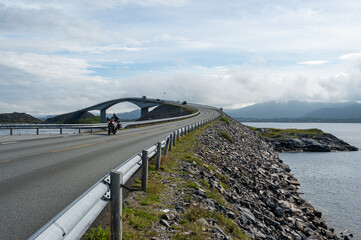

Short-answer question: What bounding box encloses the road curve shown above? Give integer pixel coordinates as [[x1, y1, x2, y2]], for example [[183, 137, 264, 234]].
[[0, 106, 221, 240]]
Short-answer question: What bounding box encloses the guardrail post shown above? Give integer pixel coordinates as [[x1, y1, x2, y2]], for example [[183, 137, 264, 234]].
[[110, 170, 123, 240], [91, 128, 93, 133], [187, 125, 190, 134], [156, 142, 161, 170], [169, 134, 173, 151], [164, 137, 169, 156], [177, 130, 180, 141], [10, 128, 13, 135], [36, 128, 39, 135], [79, 128, 81, 134], [141, 150, 148, 191], [173, 131, 176, 146], [60, 128, 62, 134]]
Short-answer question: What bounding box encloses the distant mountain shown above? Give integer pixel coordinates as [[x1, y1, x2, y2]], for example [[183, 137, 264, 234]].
[[305, 104, 361, 119], [225, 101, 361, 121], [0, 112, 42, 123], [36, 115, 57, 121], [107, 109, 141, 121]]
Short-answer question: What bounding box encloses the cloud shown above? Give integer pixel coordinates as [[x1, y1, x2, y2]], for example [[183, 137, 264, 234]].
[[339, 53, 361, 60], [1, 51, 361, 115], [2, 0, 361, 115], [297, 61, 328, 65], [0, 52, 126, 114], [118, 62, 361, 109]]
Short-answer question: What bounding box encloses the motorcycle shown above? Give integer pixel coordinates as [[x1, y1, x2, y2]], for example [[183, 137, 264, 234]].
[[107, 119, 117, 135]]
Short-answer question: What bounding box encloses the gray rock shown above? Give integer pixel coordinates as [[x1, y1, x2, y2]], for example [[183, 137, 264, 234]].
[[160, 219, 171, 228], [196, 218, 209, 226], [274, 206, 285, 217], [238, 207, 256, 224], [194, 189, 207, 198]]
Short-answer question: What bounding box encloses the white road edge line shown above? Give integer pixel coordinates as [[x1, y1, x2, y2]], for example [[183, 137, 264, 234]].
[[1, 141, 17, 145]]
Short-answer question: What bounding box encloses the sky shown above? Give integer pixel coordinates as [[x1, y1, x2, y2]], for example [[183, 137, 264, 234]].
[[1, 0, 361, 116]]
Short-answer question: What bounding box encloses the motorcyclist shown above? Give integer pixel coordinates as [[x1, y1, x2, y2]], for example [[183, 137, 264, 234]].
[[112, 113, 119, 122], [112, 113, 121, 129]]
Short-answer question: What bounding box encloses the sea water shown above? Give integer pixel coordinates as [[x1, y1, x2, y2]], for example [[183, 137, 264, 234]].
[[242, 122, 361, 238]]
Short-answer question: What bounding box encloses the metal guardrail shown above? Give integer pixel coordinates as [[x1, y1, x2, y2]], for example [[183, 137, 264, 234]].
[[0, 110, 200, 135], [28, 113, 220, 240]]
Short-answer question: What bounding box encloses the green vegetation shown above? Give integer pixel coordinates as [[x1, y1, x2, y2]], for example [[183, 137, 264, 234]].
[[74, 116, 101, 124], [247, 126, 325, 140], [83, 226, 110, 240], [220, 115, 231, 125], [139, 177, 164, 206], [180, 206, 248, 240], [181, 105, 198, 114], [218, 130, 234, 143], [184, 180, 199, 189], [123, 208, 160, 230]]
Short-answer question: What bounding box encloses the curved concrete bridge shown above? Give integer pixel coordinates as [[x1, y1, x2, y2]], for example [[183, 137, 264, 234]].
[[78, 97, 174, 123]]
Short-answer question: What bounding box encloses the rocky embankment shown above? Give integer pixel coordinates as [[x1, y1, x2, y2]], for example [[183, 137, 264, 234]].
[[115, 116, 353, 240], [194, 119, 342, 239], [251, 128, 359, 152]]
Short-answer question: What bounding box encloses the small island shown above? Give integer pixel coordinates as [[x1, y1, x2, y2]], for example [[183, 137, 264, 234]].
[[248, 127, 359, 152]]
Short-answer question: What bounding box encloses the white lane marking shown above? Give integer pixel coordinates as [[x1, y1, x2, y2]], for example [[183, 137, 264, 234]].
[[1, 142, 17, 145]]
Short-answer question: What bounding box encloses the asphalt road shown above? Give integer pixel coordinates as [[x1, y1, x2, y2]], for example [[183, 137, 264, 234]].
[[0, 107, 220, 240]]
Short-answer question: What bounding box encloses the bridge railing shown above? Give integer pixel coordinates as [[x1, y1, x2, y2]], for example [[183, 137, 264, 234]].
[[28, 113, 220, 240]]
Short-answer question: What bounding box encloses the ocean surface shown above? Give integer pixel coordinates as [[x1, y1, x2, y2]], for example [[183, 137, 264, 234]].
[[0, 128, 88, 136], [242, 122, 361, 238]]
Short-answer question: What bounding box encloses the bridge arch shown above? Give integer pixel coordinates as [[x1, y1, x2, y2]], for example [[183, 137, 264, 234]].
[[78, 97, 164, 123]]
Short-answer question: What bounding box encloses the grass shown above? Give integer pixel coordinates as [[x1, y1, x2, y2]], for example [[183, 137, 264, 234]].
[[74, 116, 101, 124], [83, 226, 110, 240], [123, 208, 160, 230], [220, 115, 231, 125], [184, 180, 199, 189], [218, 130, 234, 143], [139, 177, 164, 206], [247, 126, 325, 139], [180, 206, 248, 240]]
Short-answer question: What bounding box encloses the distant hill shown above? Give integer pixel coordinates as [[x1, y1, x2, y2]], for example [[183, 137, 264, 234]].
[[45, 111, 95, 124], [107, 109, 141, 121], [305, 104, 361, 119], [0, 112, 42, 123], [225, 101, 361, 122]]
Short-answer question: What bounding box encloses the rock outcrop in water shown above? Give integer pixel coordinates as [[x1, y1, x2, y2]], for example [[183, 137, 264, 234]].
[[251, 128, 359, 152]]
